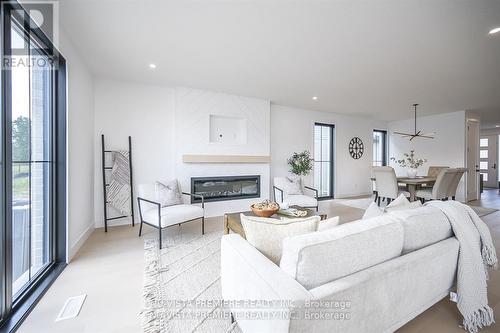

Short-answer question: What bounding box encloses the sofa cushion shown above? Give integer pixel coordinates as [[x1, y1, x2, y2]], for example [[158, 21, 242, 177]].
[[241, 214, 321, 265], [280, 215, 404, 290], [362, 202, 384, 219], [389, 206, 453, 254]]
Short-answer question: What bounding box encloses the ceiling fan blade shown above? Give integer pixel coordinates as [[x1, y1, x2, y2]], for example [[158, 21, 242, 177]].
[[394, 131, 413, 136], [420, 132, 435, 137], [418, 135, 435, 139], [415, 130, 421, 136], [409, 135, 417, 141]]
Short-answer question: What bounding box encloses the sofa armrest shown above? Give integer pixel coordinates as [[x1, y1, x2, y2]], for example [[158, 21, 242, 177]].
[[221, 234, 312, 333]]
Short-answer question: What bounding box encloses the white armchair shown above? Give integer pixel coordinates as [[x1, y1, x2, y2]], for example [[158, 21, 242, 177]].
[[137, 181, 204, 249], [273, 177, 318, 211]]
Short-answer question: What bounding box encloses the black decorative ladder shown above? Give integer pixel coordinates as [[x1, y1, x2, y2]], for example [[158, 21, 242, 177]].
[[101, 135, 135, 232]]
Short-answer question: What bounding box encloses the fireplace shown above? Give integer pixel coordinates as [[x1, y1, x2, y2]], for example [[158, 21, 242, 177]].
[[190, 175, 260, 203]]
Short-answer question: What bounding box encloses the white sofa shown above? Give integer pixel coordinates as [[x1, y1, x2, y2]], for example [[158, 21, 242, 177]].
[[221, 206, 458, 332]]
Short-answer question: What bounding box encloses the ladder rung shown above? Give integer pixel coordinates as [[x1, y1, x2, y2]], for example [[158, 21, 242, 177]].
[[107, 216, 128, 221]]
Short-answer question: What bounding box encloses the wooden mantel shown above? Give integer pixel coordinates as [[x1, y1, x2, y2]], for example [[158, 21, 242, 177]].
[[182, 154, 271, 164]]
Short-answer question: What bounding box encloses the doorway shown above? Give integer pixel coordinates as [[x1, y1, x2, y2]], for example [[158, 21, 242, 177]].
[[480, 135, 499, 188]]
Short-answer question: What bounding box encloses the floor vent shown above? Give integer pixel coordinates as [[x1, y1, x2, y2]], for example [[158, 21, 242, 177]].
[[55, 294, 87, 322]]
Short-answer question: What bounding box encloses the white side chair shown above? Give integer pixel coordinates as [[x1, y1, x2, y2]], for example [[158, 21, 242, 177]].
[[415, 169, 456, 202], [373, 166, 410, 206], [447, 168, 467, 200], [137, 181, 205, 249], [273, 177, 318, 211]]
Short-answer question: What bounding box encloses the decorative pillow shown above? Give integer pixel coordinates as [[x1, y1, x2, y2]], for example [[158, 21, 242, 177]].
[[317, 216, 340, 231], [155, 180, 183, 207], [362, 202, 384, 219], [241, 214, 320, 264], [284, 176, 303, 195], [385, 194, 422, 212]]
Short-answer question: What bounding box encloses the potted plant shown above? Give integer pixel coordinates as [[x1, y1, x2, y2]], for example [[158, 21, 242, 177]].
[[390, 150, 427, 178], [287, 150, 314, 177]]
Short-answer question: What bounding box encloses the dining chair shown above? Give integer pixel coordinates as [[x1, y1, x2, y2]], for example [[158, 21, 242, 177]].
[[422, 166, 449, 188], [447, 168, 467, 200], [373, 166, 410, 206], [427, 166, 449, 177], [415, 169, 456, 202]]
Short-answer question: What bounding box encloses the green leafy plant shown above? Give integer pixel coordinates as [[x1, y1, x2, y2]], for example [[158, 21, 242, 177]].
[[390, 150, 427, 169], [287, 150, 314, 176]]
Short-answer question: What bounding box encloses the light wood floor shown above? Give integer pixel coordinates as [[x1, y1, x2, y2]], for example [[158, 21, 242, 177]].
[[18, 191, 500, 333]]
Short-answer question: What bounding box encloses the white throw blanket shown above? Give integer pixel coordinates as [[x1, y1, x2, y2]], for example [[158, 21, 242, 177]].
[[107, 150, 131, 216], [426, 201, 497, 333]]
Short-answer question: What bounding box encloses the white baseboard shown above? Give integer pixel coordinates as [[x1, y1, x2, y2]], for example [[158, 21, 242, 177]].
[[335, 192, 373, 199], [68, 223, 94, 262]]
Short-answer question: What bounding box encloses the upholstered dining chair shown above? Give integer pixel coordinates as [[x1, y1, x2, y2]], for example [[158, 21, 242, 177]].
[[373, 166, 410, 206], [415, 168, 456, 202], [137, 180, 205, 249], [447, 168, 467, 200], [422, 166, 449, 188], [273, 177, 318, 211], [427, 166, 449, 177]]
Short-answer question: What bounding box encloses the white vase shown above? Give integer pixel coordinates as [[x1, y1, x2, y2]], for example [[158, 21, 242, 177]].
[[407, 168, 418, 178]]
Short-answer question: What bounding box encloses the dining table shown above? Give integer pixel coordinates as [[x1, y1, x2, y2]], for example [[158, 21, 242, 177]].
[[371, 176, 437, 201]]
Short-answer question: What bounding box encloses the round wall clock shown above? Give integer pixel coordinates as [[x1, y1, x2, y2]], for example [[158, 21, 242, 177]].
[[349, 137, 364, 159]]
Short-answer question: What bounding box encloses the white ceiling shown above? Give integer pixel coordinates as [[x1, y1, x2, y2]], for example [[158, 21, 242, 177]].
[[58, 0, 500, 123]]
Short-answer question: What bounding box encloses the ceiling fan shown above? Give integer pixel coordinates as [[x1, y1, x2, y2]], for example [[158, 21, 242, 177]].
[[394, 103, 435, 140]]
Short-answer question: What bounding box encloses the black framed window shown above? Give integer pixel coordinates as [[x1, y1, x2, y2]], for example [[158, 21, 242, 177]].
[[1, 1, 67, 331], [313, 123, 335, 199], [373, 130, 387, 166]]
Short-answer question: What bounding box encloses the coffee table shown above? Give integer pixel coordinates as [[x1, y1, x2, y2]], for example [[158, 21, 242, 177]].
[[223, 206, 327, 239]]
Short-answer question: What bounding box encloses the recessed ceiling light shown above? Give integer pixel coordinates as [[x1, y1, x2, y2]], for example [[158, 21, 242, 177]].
[[489, 27, 500, 35], [312, 96, 318, 100], [148, 63, 157, 69]]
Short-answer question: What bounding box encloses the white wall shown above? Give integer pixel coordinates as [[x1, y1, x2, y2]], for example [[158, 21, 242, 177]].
[[93, 83, 271, 223], [93, 79, 175, 227], [388, 111, 467, 201], [271, 105, 387, 198], [59, 32, 95, 260], [174, 87, 271, 217]]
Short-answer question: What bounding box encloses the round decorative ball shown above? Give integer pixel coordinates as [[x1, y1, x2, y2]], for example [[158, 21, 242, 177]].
[[349, 137, 364, 159]]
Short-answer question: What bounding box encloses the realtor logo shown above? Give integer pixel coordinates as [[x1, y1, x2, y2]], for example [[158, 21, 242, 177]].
[[2, 1, 59, 69]]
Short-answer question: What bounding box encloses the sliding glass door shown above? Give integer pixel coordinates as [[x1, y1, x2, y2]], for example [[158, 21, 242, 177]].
[[1, 1, 66, 330], [10, 22, 54, 297]]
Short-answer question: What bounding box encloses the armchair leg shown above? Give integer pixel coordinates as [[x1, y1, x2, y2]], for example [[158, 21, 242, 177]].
[[377, 197, 381, 206], [159, 227, 163, 250], [201, 217, 205, 235], [316, 206, 318, 212], [387, 198, 392, 205], [452, 196, 456, 200], [374, 191, 378, 202], [139, 220, 143, 237]]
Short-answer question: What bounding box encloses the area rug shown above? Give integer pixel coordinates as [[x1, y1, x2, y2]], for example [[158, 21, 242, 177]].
[[468, 205, 499, 218], [142, 230, 241, 333]]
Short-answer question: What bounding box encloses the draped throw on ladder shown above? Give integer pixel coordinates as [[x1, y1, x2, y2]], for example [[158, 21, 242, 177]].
[[108, 150, 131, 216]]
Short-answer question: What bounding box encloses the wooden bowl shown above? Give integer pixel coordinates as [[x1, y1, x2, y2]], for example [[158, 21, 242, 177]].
[[250, 204, 280, 218]]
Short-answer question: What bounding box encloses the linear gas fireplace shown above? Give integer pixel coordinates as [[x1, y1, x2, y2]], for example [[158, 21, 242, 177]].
[[191, 175, 260, 203]]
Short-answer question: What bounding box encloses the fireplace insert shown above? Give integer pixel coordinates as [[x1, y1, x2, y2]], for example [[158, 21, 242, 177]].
[[190, 175, 260, 203]]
